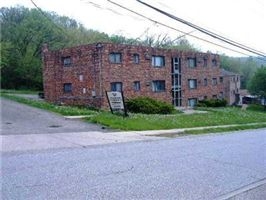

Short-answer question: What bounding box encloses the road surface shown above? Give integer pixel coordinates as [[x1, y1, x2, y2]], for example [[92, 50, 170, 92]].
[[2, 128, 266, 199], [1, 97, 265, 199]]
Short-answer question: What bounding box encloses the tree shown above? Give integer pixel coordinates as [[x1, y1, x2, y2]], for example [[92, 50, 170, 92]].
[[0, 6, 110, 90], [220, 55, 260, 89], [248, 67, 266, 109]]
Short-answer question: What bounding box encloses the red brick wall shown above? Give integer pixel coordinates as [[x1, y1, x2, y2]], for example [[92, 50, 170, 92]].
[[43, 43, 225, 108]]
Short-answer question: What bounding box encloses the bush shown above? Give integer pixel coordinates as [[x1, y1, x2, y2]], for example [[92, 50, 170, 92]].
[[126, 97, 175, 114], [197, 99, 227, 107], [247, 104, 265, 112]]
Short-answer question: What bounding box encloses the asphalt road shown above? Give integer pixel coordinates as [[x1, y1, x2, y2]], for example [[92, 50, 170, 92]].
[[1, 98, 110, 135], [2, 128, 266, 200]]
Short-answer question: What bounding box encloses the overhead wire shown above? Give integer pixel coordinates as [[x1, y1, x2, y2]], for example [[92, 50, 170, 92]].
[[30, 0, 67, 35], [136, 0, 266, 58], [107, 0, 256, 57]]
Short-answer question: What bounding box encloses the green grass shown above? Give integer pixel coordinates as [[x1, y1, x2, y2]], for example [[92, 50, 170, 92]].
[[1, 93, 97, 116], [184, 124, 266, 135], [86, 107, 266, 130], [0, 89, 39, 94], [247, 104, 266, 112], [2, 90, 266, 132]]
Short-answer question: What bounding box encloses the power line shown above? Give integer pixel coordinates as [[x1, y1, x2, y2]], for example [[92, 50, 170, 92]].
[[136, 0, 266, 58], [30, 0, 66, 34], [107, 0, 257, 58]]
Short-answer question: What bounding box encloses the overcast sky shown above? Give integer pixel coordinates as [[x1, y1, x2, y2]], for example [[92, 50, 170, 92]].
[[1, 0, 266, 57]]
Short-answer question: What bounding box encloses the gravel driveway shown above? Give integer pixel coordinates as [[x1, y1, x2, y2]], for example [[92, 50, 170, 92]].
[[1, 98, 110, 135]]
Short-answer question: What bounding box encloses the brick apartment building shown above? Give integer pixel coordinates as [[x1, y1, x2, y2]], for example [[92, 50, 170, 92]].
[[221, 69, 241, 105], [42, 42, 235, 109]]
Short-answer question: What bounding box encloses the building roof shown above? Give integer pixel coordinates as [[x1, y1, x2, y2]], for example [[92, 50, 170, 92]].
[[221, 69, 239, 76]]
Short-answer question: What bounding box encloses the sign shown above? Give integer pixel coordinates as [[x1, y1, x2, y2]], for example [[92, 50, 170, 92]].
[[106, 91, 128, 116], [106, 91, 124, 110]]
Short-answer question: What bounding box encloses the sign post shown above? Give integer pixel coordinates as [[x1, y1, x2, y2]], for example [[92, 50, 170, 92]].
[[106, 91, 128, 117]]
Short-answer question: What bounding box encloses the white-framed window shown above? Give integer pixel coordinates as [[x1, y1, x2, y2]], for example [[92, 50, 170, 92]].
[[62, 56, 72, 66], [188, 79, 197, 89], [188, 57, 196, 68], [152, 56, 165, 67], [133, 54, 140, 64], [152, 80, 165, 92], [111, 82, 122, 92], [63, 83, 72, 93], [188, 98, 197, 107], [219, 77, 223, 83], [109, 53, 122, 63], [133, 81, 140, 91]]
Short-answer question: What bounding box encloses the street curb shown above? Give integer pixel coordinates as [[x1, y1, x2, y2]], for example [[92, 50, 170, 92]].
[[132, 122, 266, 136], [214, 178, 266, 200]]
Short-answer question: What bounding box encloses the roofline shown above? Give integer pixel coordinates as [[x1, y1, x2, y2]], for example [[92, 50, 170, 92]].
[[43, 42, 220, 56]]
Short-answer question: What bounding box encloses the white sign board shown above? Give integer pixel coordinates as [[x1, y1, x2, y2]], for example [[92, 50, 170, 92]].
[[106, 91, 124, 110]]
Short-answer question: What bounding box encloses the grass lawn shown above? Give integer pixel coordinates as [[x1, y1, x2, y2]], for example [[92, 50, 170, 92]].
[[1, 92, 97, 116], [87, 107, 266, 130], [2, 90, 266, 131]]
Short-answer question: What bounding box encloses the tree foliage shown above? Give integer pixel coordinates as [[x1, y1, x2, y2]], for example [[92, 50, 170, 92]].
[[248, 67, 266, 97], [220, 55, 261, 89], [0, 6, 109, 90], [1, 6, 261, 91]]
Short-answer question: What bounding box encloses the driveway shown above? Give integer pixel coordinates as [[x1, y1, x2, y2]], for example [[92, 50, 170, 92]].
[[1, 98, 160, 151], [1, 98, 110, 135]]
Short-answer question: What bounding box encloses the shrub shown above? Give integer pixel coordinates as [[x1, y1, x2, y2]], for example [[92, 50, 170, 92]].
[[197, 99, 227, 107], [126, 97, 175, 114], [247, 104, 265, 112]]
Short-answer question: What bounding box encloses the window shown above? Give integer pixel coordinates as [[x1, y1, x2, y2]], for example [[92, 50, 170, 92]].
[[188, 79, 197, 89], [219, 92, 224, 99], [212, 59, 217, 66], [152, 80, 165, 92], [219, 77, 223, 83], [62, 56, 72, 66], [133, 81, 140, 91], [204, 78, 208, 86], [203, 58, 208, 67], [133, 54, 140, 64], [188, 98, 197, 107], [212, 78, 217, 85], [212, 95, 217, 99], [152, 56, 165, 67], [188, 58, 196, 68], [63, 83, 72, 93], [111, 82, 122, 92], [109, 53, 122, 63]]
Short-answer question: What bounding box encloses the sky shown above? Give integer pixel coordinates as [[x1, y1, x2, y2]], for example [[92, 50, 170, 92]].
[[1, 0, 266, 57]]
